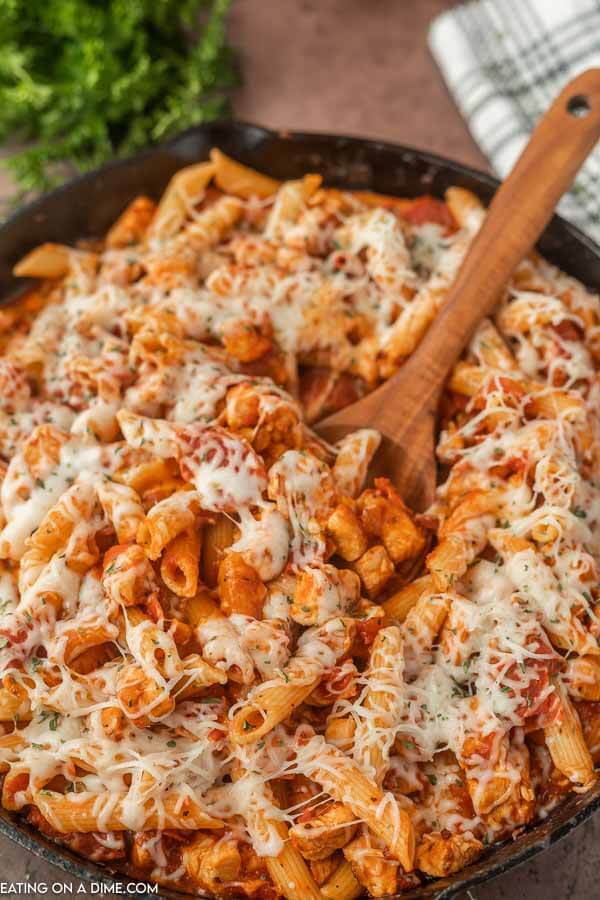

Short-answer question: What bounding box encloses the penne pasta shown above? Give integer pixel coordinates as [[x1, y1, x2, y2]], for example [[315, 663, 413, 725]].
[[265, 818, 323, 900], [211, 148, 281, 198], [106, 196, 156, 248], [382, 574, 435, 621], [150, 162, 216, 238], [350, 625, 405, 783], [13, 244, 96, 279], [33, 790, 223, 832], [160, 528, 202, 597], [544, 680, 596, 791], [320, 860, 362, 900], [201, 514, 239, 587], [137, 490, 201, 560], [96, 479, 145, 544]]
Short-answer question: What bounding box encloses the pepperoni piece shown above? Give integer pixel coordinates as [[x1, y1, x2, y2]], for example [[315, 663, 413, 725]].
[[553, 320, 584, 342], [401, 196, 456, 231]]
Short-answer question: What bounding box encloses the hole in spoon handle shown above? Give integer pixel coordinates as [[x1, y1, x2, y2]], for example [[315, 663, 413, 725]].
[[567, 94, 591, 118]]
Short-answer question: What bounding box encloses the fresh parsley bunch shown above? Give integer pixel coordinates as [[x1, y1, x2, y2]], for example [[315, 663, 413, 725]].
[[0, 0, 237, 199]]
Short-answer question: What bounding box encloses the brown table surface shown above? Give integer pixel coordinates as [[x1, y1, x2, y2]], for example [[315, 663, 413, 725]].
[[0, 1, 598, 897]]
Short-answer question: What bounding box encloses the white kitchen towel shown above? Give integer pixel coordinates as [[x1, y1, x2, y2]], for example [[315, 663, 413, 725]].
[[429, 0, 600, 240]]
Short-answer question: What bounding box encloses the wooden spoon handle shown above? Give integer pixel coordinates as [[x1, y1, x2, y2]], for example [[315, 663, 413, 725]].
[[400, 67, 600, 400]]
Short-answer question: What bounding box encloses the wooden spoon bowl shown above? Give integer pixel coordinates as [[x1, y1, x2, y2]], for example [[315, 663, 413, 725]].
[[316, 69, 600, 510]]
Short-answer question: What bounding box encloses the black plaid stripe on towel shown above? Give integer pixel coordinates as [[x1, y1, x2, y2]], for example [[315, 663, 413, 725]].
[[429, 0, 600, 241]]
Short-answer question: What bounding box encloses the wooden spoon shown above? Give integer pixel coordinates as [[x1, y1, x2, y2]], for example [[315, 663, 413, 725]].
[[315, 68, 600, 510]]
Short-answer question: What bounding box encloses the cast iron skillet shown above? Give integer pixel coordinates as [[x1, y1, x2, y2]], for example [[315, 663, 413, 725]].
[[1, 121, 600, 898]]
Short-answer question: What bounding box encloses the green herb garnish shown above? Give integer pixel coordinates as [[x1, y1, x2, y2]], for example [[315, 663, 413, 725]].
[[0, 0, 238, 201]]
